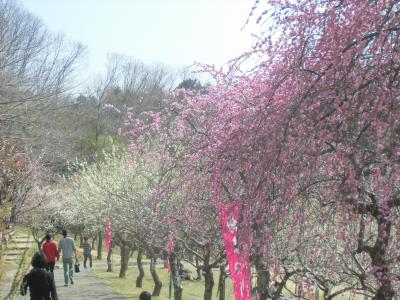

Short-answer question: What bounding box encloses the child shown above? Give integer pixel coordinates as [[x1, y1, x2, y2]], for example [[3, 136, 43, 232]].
[[82, 236, 92, 268]]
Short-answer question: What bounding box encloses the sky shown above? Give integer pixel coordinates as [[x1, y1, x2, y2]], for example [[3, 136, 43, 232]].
[[19, 0, 257, 81]]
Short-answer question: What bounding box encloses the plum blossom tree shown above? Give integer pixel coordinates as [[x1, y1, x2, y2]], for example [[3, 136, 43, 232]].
[[0, 139, 33, 252], [20, 185, 68, 249], [51, 151, 173, 295], [130, 1, 400, 299], [169, 174, 225, 300]]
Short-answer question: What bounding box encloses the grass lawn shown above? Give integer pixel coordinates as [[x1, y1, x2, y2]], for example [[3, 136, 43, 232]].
[[93, 264, 366, 300], [90, 250, 365, 300], [281, 280, 365, 300], [93, 262, 235, 299]]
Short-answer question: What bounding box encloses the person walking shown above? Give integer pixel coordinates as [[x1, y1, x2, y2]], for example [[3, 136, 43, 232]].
[[82, 236, 92, 268], [20, 252, 58, 299], [58, 229, 77, 286], [42, 234, 59, 275]]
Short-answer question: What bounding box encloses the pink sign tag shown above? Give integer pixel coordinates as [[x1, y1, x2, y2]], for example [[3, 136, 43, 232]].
[[105, 221, 112, 251], [219, 204, 252, 300]]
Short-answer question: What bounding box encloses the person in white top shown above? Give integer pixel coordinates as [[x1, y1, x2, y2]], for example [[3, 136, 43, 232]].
[[57, 229, 77, 286]]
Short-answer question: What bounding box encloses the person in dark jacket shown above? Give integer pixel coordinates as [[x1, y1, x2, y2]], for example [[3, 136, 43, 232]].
[[20, 252, 58, 300], [139, 291, 151, 300]]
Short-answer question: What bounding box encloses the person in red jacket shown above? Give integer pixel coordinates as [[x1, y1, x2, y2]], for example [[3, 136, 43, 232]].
[[42, 234, 59, 274]]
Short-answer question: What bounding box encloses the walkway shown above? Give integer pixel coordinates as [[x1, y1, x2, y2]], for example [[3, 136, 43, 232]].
[[15, 266, 126, 300]]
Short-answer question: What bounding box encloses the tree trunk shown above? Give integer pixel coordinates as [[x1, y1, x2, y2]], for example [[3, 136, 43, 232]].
[[273, 271, 296, 300], [35, 235, 46, 251], [371, 215, 394, 300], [150, 256, 162, 296], [97, 229, 102, 259], [170, 252, 183, 300], [315, 286, 319, 300], [255, 255, 270, 300], [195, 256, 202, 280], [217, 263, 226, 300], [106, 247, 113, 272], [91, 235, 97, 250], [79, 234, 83, 247], [321, 286, 329, 300], [129, 246, 136, 257], [136, 249, 144, 288], [8, 204, 17, 227], [204, 267, 214, 300], [203, 247, 214, 300], [119, 243, 130, 278]]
